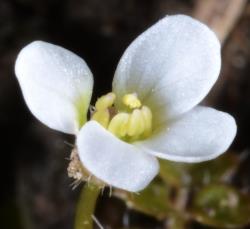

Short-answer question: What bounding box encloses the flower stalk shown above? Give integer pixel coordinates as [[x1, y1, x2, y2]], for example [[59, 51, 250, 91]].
[[74, 184, 100, 229]]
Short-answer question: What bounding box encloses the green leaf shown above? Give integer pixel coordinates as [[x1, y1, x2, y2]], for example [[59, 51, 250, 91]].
[[188, 154, 238, 186], [191, 184, 250, 228], [159, 160, 188, 187], [115, 180, 173, 220], [165, 213, 187, 229], [159, 154, 239, 188], [119, 228, 141, 229]]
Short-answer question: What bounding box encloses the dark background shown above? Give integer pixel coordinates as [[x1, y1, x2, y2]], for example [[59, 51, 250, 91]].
[[1, 0, 250, 228]]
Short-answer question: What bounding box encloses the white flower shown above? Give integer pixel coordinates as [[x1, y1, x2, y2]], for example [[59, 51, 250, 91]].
[[15, 15, 237, 192]]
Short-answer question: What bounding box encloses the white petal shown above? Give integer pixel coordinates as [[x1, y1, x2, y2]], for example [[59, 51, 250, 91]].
[[15, 41, 93, 134], [77, 121, 159, 192], [113, 15, 221, 124], [137, 106, 236, 163]]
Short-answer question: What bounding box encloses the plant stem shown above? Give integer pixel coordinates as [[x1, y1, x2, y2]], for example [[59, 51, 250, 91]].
[[74, 183, 101, 229], [192, 0, 247, 44]]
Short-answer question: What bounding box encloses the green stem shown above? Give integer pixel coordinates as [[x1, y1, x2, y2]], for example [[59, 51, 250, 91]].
[[74, 183, 101, 229]]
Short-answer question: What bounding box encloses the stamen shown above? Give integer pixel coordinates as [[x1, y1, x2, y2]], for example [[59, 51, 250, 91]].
[[91, 92, 153, 141], [122, 93, 142, 109], [92, 109, 110, 128], [95, 92, 116, 111], [141, 106, 152, 137], [108, 113, 130, 137], [127, 109, 145, 137]]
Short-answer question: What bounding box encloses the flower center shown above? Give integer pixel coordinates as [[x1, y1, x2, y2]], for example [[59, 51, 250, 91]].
[[91, 92, 152, 142]]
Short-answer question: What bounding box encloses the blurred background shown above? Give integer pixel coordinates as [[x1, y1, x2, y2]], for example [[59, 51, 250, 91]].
[[1, 0, 250, 228]]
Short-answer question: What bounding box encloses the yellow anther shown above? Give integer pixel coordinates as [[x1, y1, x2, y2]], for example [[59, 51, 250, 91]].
[[92, 91, 153, 141], [108, 113, 130, 137], [141, 106, 152, 137], [92, 109, 110, 128], [95, 92, 116, 111], [127, 109, 145, 137], [122, 93, 142, 109]]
